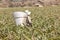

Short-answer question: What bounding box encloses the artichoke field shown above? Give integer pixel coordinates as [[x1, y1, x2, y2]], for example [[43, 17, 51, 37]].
[[0, 6, 60, 40]]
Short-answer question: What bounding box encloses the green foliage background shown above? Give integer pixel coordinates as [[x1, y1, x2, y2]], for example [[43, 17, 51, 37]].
[[0, 6, 60, 40]]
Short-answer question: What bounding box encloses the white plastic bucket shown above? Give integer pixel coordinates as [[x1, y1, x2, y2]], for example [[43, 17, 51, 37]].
[[13, 11, 28, 26]]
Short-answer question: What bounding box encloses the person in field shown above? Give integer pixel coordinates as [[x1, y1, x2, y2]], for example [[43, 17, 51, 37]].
[[13, 10, 32, 26]]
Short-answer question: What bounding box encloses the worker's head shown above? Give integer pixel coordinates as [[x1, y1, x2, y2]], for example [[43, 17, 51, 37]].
[[25, 10, 31, 16]]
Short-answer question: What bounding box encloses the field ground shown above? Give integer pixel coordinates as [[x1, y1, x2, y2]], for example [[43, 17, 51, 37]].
[[0, 6, 60, 40]]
